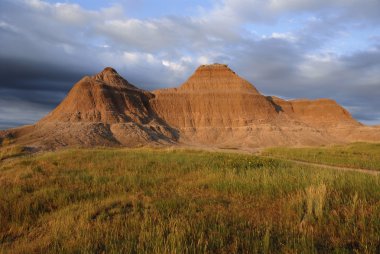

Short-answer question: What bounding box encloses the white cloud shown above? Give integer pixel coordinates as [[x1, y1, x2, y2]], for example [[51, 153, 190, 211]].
[[24, 0, 49, 10], [262, 32, 298, 42], [0, 21, 19, 32], [53, 3, 93, 25], [162, 60, 185, 72], [122, 51, 158, 64], [197, 56, 210, 65]]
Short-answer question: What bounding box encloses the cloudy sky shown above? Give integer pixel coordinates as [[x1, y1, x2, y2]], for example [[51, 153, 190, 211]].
[[1, 0, 380, 129]]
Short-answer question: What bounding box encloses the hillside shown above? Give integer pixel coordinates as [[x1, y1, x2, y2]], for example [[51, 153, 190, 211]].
[[0, 67, 177, 149], [1, 64, 379, 150]]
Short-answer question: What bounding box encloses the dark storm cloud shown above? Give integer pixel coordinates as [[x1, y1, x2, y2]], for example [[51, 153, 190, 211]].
[[0, 56, 98, 129], [0, 97, 52, 129], [0, 0, 379, 129], [0, 57, 87, 91]]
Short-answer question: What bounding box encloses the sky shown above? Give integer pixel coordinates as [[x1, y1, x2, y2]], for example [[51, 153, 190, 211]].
[[0, 0, 380, 129]]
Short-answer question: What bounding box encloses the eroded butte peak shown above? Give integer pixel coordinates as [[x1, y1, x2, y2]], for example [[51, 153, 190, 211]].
[[40, 67, 154, 124], [179, 63, 260, 93], [93, 67, 137, 89]]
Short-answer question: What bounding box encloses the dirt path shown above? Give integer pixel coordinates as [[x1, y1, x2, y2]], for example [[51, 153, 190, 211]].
[[175, 145, 380, 176], [261, 155, 379, 176]]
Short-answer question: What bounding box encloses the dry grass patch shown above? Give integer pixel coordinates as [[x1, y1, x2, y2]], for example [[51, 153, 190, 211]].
[[1, 148, 379, 253]]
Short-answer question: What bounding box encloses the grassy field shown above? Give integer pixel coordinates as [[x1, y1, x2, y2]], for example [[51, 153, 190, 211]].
[[0, 147, 379, 253], [263, 142, 380, 171]]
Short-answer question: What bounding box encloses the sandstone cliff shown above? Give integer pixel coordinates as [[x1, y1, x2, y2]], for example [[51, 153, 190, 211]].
[[1, 64, 379, 150], [268, 96, 380, 142], [151, 64, 335, 147], [269, 96, 360, 128], [151, 64, 278, 128]]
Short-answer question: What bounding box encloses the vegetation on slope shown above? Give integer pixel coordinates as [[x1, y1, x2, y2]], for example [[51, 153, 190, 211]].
[[0, 148, 379, 253], [0, 144, 24, 161], [263, 142, 380, 171]]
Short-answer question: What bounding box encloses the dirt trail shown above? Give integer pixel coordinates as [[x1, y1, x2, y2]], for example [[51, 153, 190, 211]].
[[173, 145, 380, 176], [261, 155, 379, 176]]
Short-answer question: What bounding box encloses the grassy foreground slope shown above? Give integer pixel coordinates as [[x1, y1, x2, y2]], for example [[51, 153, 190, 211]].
[[262, 143, 380, 171], [0, 148, 380, 253]]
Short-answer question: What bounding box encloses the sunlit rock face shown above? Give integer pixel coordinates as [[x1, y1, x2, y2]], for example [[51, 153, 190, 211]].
[[1, 64, 379, 150]]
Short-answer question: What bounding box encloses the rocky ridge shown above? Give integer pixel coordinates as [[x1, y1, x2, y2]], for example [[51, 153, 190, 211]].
[[1, 64, 379, 150]]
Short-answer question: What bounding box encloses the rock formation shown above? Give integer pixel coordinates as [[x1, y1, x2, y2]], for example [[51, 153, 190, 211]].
[[151, 64, 278, 128], [0, 67, 177, 148], [1, 64, 379, 150], [269, 97, 360, 128]]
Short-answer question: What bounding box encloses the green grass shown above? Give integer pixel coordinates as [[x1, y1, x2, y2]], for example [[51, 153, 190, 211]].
[[0, 147, 379, 253], [263, 142, 380, 171]]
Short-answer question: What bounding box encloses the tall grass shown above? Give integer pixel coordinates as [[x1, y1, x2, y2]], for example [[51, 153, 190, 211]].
[[263, 142, 380, 170], [0, 145, 24, 161], [304, 183, 327, 221], [0, 148, 379, 253]]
